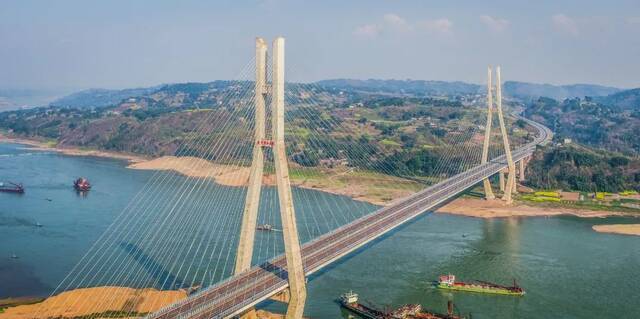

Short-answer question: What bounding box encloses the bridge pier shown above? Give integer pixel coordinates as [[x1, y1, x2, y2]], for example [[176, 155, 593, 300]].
[[519, 158, 526, 181], [499, 169, 505, 192]]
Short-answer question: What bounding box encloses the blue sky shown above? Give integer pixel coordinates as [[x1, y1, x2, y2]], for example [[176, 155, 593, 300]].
[[1, 0, 639, 90]]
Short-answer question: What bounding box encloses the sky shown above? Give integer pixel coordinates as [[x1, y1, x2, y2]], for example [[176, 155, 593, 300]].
[[1, 0, 639, 91]]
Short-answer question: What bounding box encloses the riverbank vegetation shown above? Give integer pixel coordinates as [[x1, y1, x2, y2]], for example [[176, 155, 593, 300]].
[[524, 144, 640, 193]]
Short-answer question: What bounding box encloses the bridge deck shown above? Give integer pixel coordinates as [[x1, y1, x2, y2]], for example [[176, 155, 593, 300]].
[[148, 119, 551, 319]]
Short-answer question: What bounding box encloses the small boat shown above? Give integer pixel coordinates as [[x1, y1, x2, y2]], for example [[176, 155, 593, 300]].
[[73, 177, 91, 191], [436, 274, 525, 296], [256, 224, 279, 231], [0, 182, 24, 194], [11, 253, 18, 259], [35, 222, 43, 227]]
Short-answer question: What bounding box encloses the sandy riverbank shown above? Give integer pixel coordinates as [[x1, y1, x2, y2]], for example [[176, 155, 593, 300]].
[[128, 156, 421, 205], [436, 198, 633, 219], [0, 135, 148, 163], [128, 156, 254, 187], [0, 286, 186, 318], [0, 287, 285, 319], [592, 224, 640, 236], [1, 136, 420, 205]]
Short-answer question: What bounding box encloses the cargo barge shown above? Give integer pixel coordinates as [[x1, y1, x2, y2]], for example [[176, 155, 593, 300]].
[[0, 182, 24, 194], [338, 291, 464, 319], [437, 274, 525, 296]]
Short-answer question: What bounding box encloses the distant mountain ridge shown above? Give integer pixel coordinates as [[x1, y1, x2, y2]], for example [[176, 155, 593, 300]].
[[0, 88, 72, 110], [594, 88, 640, 110], [51, 86, 163, 108], [315, 79, 482, 96], [44, 79, 627, 110], [504, 81, 620, 101], [317, 79, 622, 101]]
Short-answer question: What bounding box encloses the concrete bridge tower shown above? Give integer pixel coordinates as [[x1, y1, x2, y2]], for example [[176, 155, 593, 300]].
[[481, 66, 517, 203], [495, 67, 517, 203], [481, 67, 496, 200], [235, 37, 307, 319]]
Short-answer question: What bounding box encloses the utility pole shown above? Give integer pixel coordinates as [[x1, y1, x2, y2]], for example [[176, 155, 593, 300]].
[[234, 37, 307, 319]]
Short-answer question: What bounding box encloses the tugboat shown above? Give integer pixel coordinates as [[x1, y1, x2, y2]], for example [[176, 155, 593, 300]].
[[73, 177, 91, 191], [437, 274, 525, 296], [0, 182, 24, 194], [338, 291, 464, 319]]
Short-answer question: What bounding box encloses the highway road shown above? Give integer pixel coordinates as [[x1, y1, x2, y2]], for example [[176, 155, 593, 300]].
[[147, 118, 552, 319]]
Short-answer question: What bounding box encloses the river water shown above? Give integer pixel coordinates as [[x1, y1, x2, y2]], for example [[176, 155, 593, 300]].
[[0, 142, 639, 318]]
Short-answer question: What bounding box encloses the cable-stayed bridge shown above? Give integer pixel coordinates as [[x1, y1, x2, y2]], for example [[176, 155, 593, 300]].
[[47, 37, 552, 319], [147, 119, 551, 319]]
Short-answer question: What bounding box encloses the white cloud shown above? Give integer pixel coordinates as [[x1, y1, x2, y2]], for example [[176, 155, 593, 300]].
[[418, 18, 453, 34], [480, 15, 509, 33], [383, 13, 412, 32], [552, 14, 579, 36], [353, 24, 380, 38], [354, 14, 453, 38]]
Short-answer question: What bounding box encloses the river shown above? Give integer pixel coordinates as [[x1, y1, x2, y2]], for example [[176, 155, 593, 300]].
[[0, 142, 639, 318]]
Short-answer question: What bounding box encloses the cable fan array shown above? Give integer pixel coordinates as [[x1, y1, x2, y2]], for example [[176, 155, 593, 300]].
[[41, 56, 531, 318]]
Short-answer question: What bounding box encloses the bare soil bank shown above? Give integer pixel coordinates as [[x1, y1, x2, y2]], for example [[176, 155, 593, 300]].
[[128, 156, 421, 205], [0, 136, 147, 163], [436, 198, 633, 219], [592, 224, 640, 236], [0, 286, 186, 319]]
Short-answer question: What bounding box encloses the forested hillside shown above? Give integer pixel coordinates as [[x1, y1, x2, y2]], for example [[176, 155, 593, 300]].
[[524, 91, 640, 155], [0, 81, 532, 181], [526, 145, 640, 192]]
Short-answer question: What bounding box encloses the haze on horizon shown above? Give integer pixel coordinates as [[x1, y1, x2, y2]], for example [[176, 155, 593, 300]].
[[1, 0, 639, 91]]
